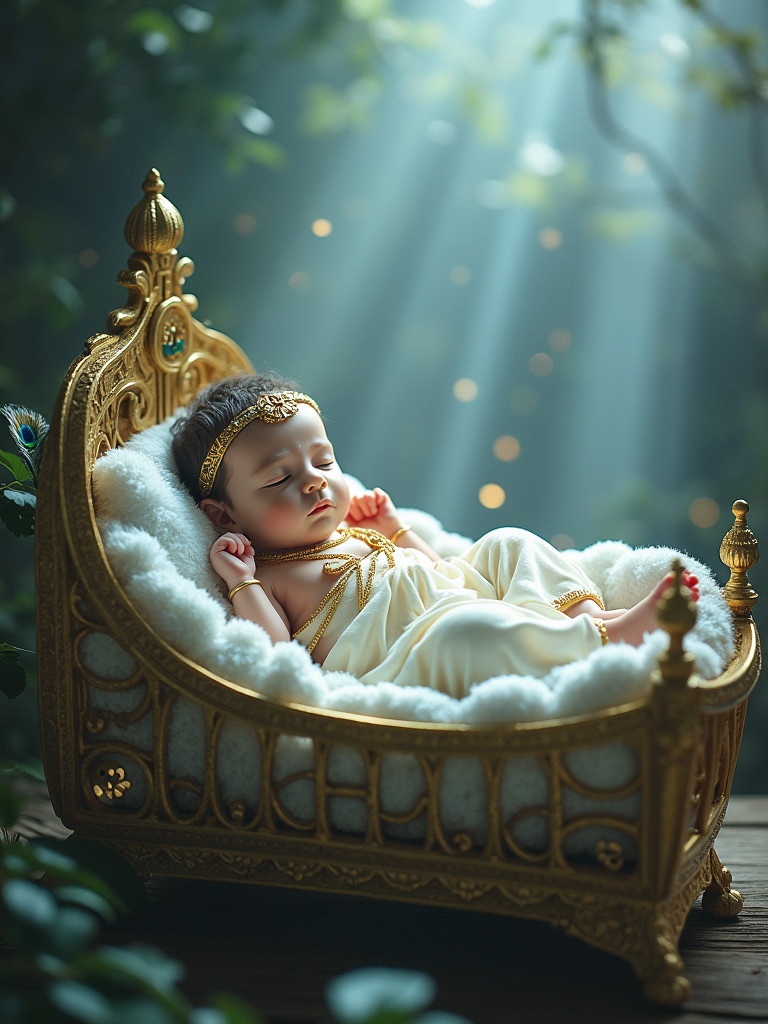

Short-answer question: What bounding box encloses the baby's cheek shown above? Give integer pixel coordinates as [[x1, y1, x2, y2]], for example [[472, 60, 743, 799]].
[[261, 500, 295, 531]]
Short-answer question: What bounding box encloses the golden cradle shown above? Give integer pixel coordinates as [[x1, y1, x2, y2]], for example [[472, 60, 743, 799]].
[[36, 170, 762, 1007]]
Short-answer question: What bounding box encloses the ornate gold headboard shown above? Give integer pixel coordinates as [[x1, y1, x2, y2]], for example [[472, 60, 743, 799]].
[[82, 167, 253, 460], [35, 170, 255, 818]]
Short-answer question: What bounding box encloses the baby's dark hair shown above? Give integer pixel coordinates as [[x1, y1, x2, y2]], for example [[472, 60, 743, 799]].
[[171, 372, 297, 503]]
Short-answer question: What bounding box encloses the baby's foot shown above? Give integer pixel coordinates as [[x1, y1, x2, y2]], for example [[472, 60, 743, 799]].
[[603, 571, 699, 647]]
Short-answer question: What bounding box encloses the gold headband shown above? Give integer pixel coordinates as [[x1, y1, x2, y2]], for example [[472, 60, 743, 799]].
[[197, 391, 321, 498]]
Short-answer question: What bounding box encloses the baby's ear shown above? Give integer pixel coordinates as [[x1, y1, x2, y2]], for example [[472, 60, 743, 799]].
[[199, 498, 235, 533]]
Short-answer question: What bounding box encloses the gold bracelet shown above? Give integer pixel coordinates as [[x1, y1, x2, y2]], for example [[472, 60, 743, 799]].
[[390, 525, 412, 545], [228, 579, 263, 602], [593, 617, 610, 645]]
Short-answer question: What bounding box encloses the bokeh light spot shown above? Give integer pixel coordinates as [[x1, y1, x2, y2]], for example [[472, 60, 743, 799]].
[[689, 497, 720, 530], [493, 435, 521, 461], [479, 483, 506, 509], [239, 106, 274, 136], [538, 227, 562, 250], [453, 377, 479, 402], [312, 218, 333, 238], [528, 352, 553, 377]]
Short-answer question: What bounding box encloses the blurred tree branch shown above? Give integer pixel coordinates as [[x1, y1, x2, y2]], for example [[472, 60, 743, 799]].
[[569, 0, 768, 300]]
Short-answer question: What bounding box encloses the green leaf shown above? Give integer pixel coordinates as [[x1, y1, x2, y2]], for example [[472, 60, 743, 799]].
[[326, 968, 437, 1024], [79, 944, 187, 995], [0, 487, 36, 536], [2, 878, 57, 928], [0, 448, 31, 483], [23, 842, 78, 874], [46, 905, 101, 958], [55, 884, 118, 924], [0, 645, 27, 699], [48, 979, 112, 1023]]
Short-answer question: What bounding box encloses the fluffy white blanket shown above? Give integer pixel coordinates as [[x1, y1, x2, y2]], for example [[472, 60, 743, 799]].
[[91, 418, 734, 725]]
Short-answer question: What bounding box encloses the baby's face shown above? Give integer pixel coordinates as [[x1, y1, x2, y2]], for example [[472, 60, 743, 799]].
[[213, 404, 350, 551]]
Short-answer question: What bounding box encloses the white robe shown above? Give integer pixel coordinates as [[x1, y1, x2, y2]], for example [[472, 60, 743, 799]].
[[294, 528, 606, 699]]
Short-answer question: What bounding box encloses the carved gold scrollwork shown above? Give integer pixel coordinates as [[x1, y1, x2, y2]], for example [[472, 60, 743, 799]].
[[440, 877, 494, 902], [382, 871, 429, 892], [83, 748, 153, 815], [450, 830, 475, 853], [273, 860, 323, 883], [595, 839, 625, 872], [496, 884, 549, 907], [92, 764, 131, 802], [115, 380, 155, 445], [331, 865, 376, 886], [106, 268, 152, 332]]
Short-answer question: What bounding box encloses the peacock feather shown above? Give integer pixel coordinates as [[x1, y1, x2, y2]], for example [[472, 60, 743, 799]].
[[0, 403, 50, 482]]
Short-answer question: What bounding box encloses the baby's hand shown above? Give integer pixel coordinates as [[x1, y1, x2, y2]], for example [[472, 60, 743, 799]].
[[346, 487, 401, 539], [210, 532, 257, 587]]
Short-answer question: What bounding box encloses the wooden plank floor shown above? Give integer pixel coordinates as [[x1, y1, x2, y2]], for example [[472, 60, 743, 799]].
[[14, 788, 768, 1023]]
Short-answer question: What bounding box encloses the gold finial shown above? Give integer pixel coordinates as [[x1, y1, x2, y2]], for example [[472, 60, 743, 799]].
[[656, 559, 697, 687], [123, 168, 185, 254], [720, 499, 759, 617]]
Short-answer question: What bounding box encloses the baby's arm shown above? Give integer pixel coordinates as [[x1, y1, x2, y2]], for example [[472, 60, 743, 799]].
[[346, 488, 440, 561], [210, 533, 291, 644]]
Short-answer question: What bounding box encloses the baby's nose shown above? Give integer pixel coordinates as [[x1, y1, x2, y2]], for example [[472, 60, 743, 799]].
[[304, 469, 326, 491]]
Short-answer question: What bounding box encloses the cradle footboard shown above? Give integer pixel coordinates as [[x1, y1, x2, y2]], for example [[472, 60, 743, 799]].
[[35, 170, 762, 1007]]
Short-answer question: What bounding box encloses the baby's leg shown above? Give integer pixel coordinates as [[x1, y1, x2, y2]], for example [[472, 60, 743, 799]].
[[564, 572, 699, 647], [457, 528, 605, 614]]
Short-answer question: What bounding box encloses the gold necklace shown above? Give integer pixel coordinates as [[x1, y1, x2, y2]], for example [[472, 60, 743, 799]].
[[253, 528, 397, 654], [252, 527, 395, 564]]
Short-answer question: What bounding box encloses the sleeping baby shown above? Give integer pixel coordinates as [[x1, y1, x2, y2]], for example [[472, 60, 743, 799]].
[[170, 373, 699, 700]]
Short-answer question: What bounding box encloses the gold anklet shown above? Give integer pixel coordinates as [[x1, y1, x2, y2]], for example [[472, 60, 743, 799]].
[[593, 618, 610, 645], [229, 579, 263, 602]]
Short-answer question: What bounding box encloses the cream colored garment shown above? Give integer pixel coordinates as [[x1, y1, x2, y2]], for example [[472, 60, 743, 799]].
[[298, 528, 606, 699]]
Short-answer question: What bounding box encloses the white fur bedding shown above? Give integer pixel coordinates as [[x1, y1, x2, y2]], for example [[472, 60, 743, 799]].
[[91, 417, 735, 726]]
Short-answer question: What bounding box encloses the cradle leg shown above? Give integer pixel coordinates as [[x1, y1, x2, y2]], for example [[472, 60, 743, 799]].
[[637, 930, 691, 1008], [701, 846, 743, 919]]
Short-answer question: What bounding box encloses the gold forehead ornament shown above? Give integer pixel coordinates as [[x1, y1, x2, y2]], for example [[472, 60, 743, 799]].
[[197, 391, 321, 497]]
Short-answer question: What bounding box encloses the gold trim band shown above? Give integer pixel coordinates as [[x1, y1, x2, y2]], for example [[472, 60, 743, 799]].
[[198, 391, 321, 497], [553, 588, 605, 613]]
